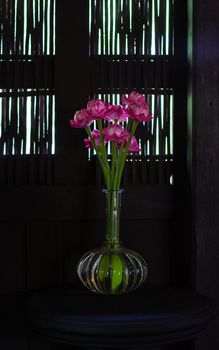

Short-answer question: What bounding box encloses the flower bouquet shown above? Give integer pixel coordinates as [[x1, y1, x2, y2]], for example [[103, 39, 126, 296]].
[[70, 91, 152, 190], [70, 92, 152, 294]]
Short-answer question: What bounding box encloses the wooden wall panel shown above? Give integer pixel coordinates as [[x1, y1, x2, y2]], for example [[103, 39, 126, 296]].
[[0, 222, 26, 289], [192, 0, 219, 349], [62, 220, 109, 287], [0, 185, 173, 221], [121, 219, 171, 285], [56, 0, 89, 154], [27, 221, 62, 289]]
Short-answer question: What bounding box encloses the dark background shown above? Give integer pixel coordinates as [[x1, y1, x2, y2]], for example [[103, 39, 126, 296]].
[[0, 0, 219, 349]]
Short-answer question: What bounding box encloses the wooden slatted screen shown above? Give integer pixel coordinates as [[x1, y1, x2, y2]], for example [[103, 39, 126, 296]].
[[0, 0, 56, 156], [89, 0, 174, 185]]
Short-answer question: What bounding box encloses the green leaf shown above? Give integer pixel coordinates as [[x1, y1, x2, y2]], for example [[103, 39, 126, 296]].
[[99, 255, 110, 281], [111, 254, 123, 292]]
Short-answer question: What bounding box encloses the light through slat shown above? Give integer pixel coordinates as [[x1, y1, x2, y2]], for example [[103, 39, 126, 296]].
[[89, 0, 174, 154], [0, 0, 56, 155], [89, 0, 174, 184], [89, 0, 173, 56]]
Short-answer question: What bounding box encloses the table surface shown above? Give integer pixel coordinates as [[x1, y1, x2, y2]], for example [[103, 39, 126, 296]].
[[26, 285, 216, 348]]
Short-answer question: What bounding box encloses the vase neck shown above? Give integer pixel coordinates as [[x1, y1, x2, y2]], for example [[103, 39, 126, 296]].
[[103, 189, 123, 248]]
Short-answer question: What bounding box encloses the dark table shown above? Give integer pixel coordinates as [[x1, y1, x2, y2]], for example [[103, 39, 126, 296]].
[[26, 285, 216, 349]]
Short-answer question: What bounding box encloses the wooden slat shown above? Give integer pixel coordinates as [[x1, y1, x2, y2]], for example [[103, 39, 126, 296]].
[[90, 55, 174, 91]]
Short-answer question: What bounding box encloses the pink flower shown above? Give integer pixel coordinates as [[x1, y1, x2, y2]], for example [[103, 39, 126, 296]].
[[84, 138, 92, 148], [104, 104, 127, 122], [128, 137, 141, 153], [103, 124, 130, 144], [122, 91, 146, 106], [122, 91, 152, 123], [87, 99, 107, 120], [126, 102, 152, 122], [84, 130, 106, 148], [70, 109, 92, 128], [117, 136, 141, 153]]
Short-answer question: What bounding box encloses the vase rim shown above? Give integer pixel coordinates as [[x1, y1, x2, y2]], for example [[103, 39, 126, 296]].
[[102, 189, 124, 193]]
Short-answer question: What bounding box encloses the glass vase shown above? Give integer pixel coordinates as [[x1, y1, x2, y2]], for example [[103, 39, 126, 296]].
[[77, 190, 148, 294]]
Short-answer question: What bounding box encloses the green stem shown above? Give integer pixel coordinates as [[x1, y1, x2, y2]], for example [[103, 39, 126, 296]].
[[112, 119, 133, 190], [85, 127, 110, 189], [125, 119, 132, 132], [111, 142, 117, 189], [105, 190, 121, 248], [97, 120, 111, 186], [115, 121, 139, 189]]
